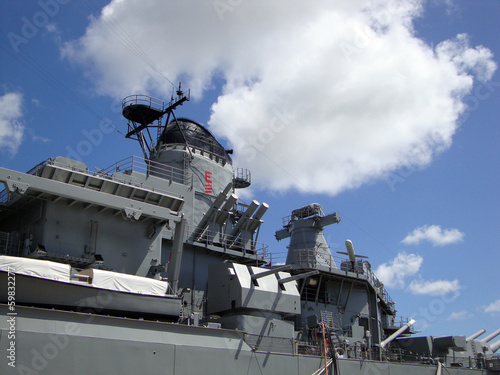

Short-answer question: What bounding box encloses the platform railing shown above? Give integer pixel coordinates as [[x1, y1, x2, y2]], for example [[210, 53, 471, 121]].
[[0, 158, 52, 204], [122, 94, 165, 112], [364, 266, 394, 308], [180, 222, 268, 261], [26, 158, 54, 176], [101, 155, 192, 186], [156, 135, 231, 165], [0, 189, 8, 204], [296, 341, 492, 368], [385, 349, 490, 369], [292, 247, 337, 271], [292, 247, 395, 309], [0, 155, 191, 206]]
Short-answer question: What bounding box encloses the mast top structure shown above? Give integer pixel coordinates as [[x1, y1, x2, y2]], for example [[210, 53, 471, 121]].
[[122, 83, 190, 159]]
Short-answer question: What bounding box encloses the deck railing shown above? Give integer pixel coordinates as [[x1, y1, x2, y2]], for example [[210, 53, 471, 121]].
[[179, 222, 268, 262], [100, 155, 192, 186], [122, 94, 165, 112], [0, 155, 192, 206]]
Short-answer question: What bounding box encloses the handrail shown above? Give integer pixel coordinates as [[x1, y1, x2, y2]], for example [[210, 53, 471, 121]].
[[0, 156, 189, 205], [0, 189, 8, 204], [26, 158, 54, 176], [292, 247, 337, 270], [122, 95, 165, 112], [294, 247, 395, 308], [0, 158, 54, 204], [156, 134, 231, 164], [182, 221, 268, 260], [101, 155, 192, 186]]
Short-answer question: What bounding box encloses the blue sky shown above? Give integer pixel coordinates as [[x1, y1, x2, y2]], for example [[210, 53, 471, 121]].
[[1, 0, 499, 340]]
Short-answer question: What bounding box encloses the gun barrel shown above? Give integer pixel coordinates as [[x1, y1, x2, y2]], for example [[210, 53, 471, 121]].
[[491, 339, 500, 353], [251, 265, 292, 280], [380, 319, 416, 349], [483, 328, 500, 343], [278, 270, 320, 284], [467, 329, 486, 341]]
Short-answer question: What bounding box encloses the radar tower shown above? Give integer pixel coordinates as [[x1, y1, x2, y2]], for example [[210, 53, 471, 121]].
[[122, 83, 190, 159]]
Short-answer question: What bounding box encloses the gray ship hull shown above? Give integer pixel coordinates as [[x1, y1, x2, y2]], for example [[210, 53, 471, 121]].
[[0, 304, 489, 375]]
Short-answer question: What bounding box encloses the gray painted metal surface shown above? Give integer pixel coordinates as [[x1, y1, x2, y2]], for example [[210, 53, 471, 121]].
[[0, 94, 498, 374], [0, 304, 492, 375]]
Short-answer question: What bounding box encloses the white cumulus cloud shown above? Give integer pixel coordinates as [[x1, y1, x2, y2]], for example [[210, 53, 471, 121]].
[[375, 252, 422, 288], [376, 251, 461, 296], [407, 278, 460, 296], [0, 92, 24, 155], [62, 0, 497, 195], [484, 299, 500, 314], [447, 310, 473, 321], [402, 225, 464, 246]]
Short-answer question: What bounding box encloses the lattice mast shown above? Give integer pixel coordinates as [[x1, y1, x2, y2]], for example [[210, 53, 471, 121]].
[[122, 83, 190, 159]]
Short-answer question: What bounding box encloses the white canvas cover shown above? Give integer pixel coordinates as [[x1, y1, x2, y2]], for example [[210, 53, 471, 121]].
[[78, 268, 169, 296], [0, 255, 71, 282]]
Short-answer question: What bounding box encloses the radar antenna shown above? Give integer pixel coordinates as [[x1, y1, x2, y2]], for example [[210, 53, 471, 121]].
[[122, 83, 190, 159]]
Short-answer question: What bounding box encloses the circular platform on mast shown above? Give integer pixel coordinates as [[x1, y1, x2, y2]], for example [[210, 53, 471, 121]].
[[122, 95, 165, 125], [234, 168, 251, 188]]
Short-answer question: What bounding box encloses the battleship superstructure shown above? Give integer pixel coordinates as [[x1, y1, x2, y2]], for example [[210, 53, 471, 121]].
[[1, 89, 499, 374]]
